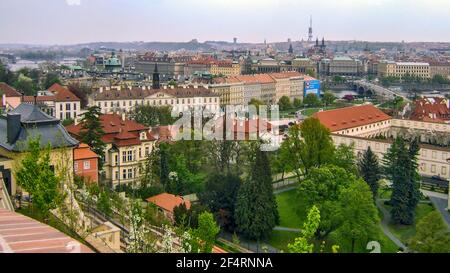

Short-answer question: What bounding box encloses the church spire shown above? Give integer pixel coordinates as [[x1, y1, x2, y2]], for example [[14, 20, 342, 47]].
[[152, 63, 160, 89]]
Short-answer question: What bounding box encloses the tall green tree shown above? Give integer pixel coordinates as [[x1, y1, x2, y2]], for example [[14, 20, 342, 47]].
[[333, 143, 357, 175], [191, 212, 220, 253], [383, 137, 420, 225], [358, 146, 381, 199], [303, 93, 321, 107], [409, 211, 450, 253], [278, 96, 292, 111], [288, 205, 321, 253], [43, 72, 61, 89], [79, 106, 106, 168], [235, 144, 279, 240], [129, 105, 175, 127], [332, 179, 380, 252], [15, 138, 62, 220], [322, 91, 336, 107], [199, 173, 241, 231]]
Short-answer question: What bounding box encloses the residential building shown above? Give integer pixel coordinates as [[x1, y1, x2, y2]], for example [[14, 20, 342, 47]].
[[23, 83, 82, 121], [74, 143, 99, 184], [269, 71, 304, 102], [328, 56, 362, 76], [410, 97, 450, 123], [210, 61, 241, 77], [0, 82, 22, 111], [291, 58, 317, 75], [429, 62, 450, 79], [0, 103, 79, 196], [134, 53, 192, 81], [378, 61, 431, 79], [89, 85, 220, 114], [146, 192, 191, 222], [66, 113, 156, 187]]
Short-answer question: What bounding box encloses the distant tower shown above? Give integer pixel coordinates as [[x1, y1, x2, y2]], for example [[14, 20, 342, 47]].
[[233, 37, 237, 44], [308, 16, 313, 42], [288, 43, 294, 54], [152, 63, 160, 89]]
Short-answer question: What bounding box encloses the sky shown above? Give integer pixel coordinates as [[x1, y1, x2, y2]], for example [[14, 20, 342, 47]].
[[0, 0, 450, 45]]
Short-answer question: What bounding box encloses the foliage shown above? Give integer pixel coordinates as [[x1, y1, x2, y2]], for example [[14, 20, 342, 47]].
[[293, 98, 303, 108], [97, 190, 113, 217], [43, 72, 61, 89], [303, 93, 321, 107], [15, 138, 62, 220], [358, 146, 381, 199], [278, 96, 292, 111], [235, 144, 279, 240], [190, 212, 220, 253], [332, 180, 380, 252], [383, 137, 420, 225], [409, 211, 450, 253], [174, 203, 208, 229], [332, 143, 357, 175], [127, 200, 155, 253], [288, 205, 321, 253], [198, 173, 241, 231], [62, 118, 74, 126], [129, 105, 175, 127], [68, 83, 92, 108], [79, 106, 106, 169], [322, 91, 336, 107]]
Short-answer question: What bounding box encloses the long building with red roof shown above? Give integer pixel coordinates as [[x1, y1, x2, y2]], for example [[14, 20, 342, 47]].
[[66, 113, 156, 187]]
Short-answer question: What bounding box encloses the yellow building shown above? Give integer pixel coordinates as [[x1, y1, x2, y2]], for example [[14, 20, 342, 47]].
[[378, 61, 430, 79], [210, 61, 241, 77]]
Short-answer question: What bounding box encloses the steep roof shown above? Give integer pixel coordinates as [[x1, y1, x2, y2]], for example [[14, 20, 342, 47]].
[[47, 83, 81, 102], [313, 104, 392, 132], [146, 193, 191, 213], [0, 82, 22, 97], [411, 97, 450, 123], [0, 103, 78, 152], [74, 143, 99, 160]]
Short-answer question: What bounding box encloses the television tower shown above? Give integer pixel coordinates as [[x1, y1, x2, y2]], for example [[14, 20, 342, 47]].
[[308, 16, 313, 42]]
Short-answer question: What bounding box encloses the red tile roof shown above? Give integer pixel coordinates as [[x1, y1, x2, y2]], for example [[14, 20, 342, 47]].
[[66, 114, 153, 147], [0, 209, 92, 253], [74, 143, 99, 160], [146, 193, 191, 213], [411, 97, 450, 123], [313, 104, 392, 132], [0, 82, 22, 97], [48, 83, 81, 102]]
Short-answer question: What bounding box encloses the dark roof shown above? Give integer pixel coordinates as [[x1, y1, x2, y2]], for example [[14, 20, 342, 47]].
[[92, 85, 218, 101], [0, 103, 79, 152]]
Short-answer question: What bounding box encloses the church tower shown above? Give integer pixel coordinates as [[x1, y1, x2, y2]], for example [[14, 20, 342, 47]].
[[152, 63, 160, 89]]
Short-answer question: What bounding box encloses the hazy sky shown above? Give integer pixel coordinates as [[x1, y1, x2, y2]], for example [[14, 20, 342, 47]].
[[1, 0, 450, 44]]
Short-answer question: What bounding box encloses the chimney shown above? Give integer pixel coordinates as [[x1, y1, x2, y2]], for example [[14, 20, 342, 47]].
[[99, 87, 103, 93], [34, 95, 37, 105], [7, 113, 21, 144], [2, 94, 5, 107], [121, 112, 126, 121]]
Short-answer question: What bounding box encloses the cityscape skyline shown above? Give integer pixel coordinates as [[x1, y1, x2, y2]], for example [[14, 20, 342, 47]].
[[1, 0, 450, 45]]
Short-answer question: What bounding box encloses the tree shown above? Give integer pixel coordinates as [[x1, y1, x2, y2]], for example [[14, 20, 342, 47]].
[[191, 212, 220, 253], [288, 205, 321, 253], [297, 165, 354, 236], [303, 93, 321, 107], [15, 73, 36, 95], [332, 179, 380, 252], [129, 105, 175, 127], [409, 211, 450, 253], [15, 138, 62, 220], [79, 106, 106, 169], [358, 146, 381, 199], [235, 144, 279, 240], [383, 137, 420, 225], [306, 68, 316, 78], [333, 143, 357, 175], [293, 98, 303, 108], [280, 117, 334, 180], [97, 190, 112, 217], [43, 72, 61, 89], [198, 173, 241, 231], [278, 96, 292, 112], [322, 91, 336, 107]]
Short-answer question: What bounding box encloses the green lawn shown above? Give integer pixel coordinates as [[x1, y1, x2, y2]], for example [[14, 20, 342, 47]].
[[267, 230, 298, 253], [275, 190, 306, 229], [387, 203, 436, 245]]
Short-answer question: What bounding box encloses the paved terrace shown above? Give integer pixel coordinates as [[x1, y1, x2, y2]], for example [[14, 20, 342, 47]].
[[0, 209, 93, 253]]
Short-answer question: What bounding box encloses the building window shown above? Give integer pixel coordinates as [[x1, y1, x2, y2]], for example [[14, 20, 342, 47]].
[[123, 169, 127, 179], [432, 151, 437, 159], [122, 151, 127, 162], [60, 104, 63, 111], [74, 162, 78, 172], [442, 166, 447, 176], [128, 169, 133, 179], [145, 147, 149, 156], [431, 165, 436, 173], [115, 171, 119, 180], [74, 103, 77, 111], [115, 155, 118, 165], [83, 160, 90, 170], [128, 150, 133, 161]]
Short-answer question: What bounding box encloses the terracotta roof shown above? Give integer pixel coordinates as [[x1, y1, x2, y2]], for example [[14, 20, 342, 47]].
[[92, 85, 218, 101], [313, 105, 392, 132], [66, 114, 152, 146], [146, 193, 191, 213], [411, 97, 450, 123], [0, 82, 22, 97], [74, 143, 99, 160], [48, 83, 81, 102], [268, 71, 303, 79], [0, 209, 92, 253]]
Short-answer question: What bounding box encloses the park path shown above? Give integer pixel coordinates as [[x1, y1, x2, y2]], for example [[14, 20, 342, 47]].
[[376, 199, 408, 252]]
